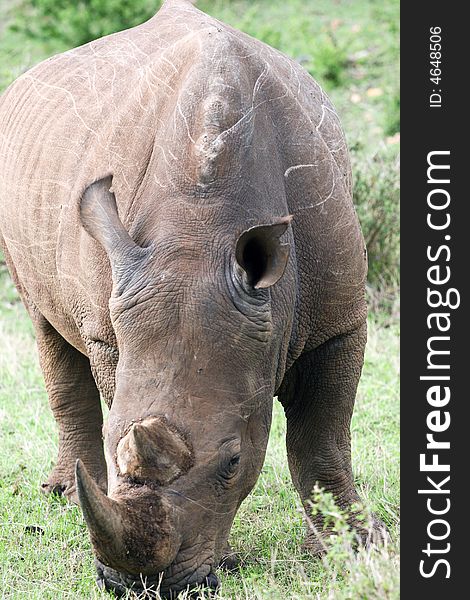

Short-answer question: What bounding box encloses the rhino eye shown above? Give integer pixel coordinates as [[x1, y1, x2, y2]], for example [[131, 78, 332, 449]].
[[222, 453, 241, 479], [229, 454, 240, 468]]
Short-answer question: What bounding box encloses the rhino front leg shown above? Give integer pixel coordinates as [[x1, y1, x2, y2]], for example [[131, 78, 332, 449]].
[[35, 317, 107, 504], [279, 323, 385, 555]]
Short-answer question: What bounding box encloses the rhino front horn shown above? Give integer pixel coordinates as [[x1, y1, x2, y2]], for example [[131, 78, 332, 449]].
[[75, 459, 180, 575], [75, 460, 125, 561]]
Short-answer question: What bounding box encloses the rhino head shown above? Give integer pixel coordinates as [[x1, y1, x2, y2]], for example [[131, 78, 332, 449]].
[[76, 176, 292, 597]]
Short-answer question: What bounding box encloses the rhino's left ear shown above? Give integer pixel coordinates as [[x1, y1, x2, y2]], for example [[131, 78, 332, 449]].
[[235, 215, 292, 289], [79, 175, 138, 262]]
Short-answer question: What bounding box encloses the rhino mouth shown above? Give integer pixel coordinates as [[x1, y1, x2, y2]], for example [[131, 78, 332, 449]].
[[95, 559, 219, 599]]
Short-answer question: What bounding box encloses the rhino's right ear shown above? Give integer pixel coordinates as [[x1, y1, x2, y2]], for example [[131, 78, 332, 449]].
[[235, 216, 292, 289], [79, 175, 137, 261]]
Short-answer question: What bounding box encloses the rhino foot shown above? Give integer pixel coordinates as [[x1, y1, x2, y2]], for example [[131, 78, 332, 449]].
[[218, 543, 240, 571], [41, 463, 107, 505], [41, 469, 78, 504], [302, 514, 389, 557]]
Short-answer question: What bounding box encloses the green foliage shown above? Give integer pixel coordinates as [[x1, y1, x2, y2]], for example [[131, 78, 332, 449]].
[[384, 91, 400, 137], [11, 0, 161, 49], [352, 145, 400, 292], [311, 33, 349, 87], [0, 2, 399, 597], [306, 487, 399, 599]]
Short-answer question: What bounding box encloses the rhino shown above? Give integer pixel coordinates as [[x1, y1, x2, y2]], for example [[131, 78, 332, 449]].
[[0, 0, 383, 596]]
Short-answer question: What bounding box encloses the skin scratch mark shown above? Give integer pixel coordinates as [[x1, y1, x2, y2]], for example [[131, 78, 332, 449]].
[[23, 75, 128, 164], [316, 104, 326, 131], [177, 103, 196, 144], [284, 164, 316, 178], [154, 174, 169, 189], [161, 56, 179, 74]]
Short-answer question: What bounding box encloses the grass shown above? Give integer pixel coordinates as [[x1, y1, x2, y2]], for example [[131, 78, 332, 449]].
[[0, 261, 399, 599], [0, 0, 399, 597]]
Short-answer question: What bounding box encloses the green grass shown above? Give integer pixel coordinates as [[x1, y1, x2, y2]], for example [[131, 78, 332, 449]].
[[1, 0, 399, 597], [0, 262, 399, 599]]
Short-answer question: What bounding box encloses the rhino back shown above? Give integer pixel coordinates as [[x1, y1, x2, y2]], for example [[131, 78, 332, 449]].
[[0, 0, 366, 364]]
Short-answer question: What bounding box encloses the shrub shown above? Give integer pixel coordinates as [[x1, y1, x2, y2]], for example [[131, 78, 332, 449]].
[[351, 144, 400, 293], [309, 31, 349, 88], [306, 486, 399, 600], [11, 0, 160, 49], [383, 91, 400, 137]]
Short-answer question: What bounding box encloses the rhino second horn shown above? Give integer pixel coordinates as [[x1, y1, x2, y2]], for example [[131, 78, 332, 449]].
[[116, 418, 192, 485]]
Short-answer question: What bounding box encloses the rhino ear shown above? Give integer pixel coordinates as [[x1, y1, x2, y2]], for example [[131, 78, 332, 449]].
[[235, 215, 292, 289], [79, 175, 137, 261]]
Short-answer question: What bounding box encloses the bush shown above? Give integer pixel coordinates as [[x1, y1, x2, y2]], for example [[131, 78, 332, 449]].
[[383, 92, 400, 137], [309, 31, 349, 88], [11, 0, 160, 49], [306, 486, 399, 600], [351, 144, 400, 293]]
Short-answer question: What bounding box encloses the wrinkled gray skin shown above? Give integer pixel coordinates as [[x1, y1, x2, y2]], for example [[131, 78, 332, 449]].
[[0, 0, 383, 596]]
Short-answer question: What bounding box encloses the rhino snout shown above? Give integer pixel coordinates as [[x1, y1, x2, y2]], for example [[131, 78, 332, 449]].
[[75, 460, 180, 576], [95, 559, 220, 598]]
